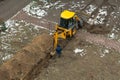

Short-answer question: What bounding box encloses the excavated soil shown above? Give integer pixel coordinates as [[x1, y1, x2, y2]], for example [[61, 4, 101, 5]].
[[0, 33, 53, 80], [0, 0, 120, 80], [36, 38, 120, 80], [83, 22, 111, 34], [34, 0, 120, 80]]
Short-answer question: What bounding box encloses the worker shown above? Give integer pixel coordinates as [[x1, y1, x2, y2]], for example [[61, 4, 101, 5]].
[[56, 45, 62, 57]]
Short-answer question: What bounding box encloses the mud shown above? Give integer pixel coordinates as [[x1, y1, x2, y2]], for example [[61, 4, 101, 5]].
[[84, 23, 111, 34], [76, 30, 120, 53], [0, 33, 53, 80], [0, 0, 120, 80]]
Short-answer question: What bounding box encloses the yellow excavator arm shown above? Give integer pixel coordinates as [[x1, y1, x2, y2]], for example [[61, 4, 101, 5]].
[[53, 10, 82, 50]]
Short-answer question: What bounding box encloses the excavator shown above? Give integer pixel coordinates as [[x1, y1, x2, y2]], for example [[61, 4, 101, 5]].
[[53, 10, 83, 50]]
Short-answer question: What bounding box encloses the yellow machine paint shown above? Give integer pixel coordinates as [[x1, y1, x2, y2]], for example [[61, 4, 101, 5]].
[[61, 10, 75, 19], [53, 10, 81, 49]]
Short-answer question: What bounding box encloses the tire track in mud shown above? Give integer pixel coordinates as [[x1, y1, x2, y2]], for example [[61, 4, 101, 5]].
[[103, 2, 116, 25], [90, 0, 108, 17], [89, 0, 116, 24], [11, 10, 56, 31], [76, 0, 115, 26], [81, 0, 95, 11]]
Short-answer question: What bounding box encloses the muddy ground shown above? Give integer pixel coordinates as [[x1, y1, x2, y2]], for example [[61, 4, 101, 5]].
[[0, 0, 31, 20], [0, 20, 48, 64], [33, 0, 120, 80], [35, 35, 120, 80], [0, 0, 120, 80]]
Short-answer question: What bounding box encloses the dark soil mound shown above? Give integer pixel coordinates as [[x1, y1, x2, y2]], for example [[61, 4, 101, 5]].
[[0, 33, 53, 80]]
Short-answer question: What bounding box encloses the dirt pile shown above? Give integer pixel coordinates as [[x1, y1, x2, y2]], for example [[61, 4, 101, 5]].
[[84, 22, 111, 34], [0, 33, 53, 80], [75, 30, 120, 53]]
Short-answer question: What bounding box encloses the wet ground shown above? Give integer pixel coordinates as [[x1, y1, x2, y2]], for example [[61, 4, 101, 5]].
[[0, 20, 47, 64], [32, 0, 120, 80], [0, 0, 120, 79], [35, 36, 120, 80], [23, 0, 120, 36], [0, 0, 31, 20]]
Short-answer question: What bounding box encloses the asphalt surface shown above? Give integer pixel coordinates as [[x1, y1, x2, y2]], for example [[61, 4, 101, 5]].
[[0, 0, 32, 21]]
